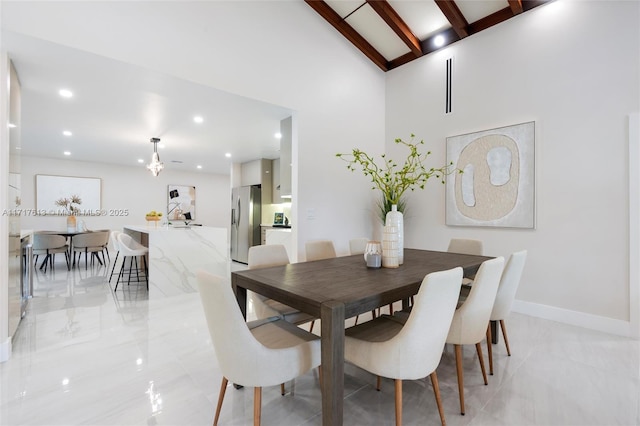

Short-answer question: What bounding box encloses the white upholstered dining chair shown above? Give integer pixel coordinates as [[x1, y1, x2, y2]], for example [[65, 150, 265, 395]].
[[197, 270, 321, 426], [486, 250, 527, 375], [72, 231, 109, 270], [446, 256, 504, 415], [344, 267, 464, 426], [447, 238, 483, 255], [32, 233, 69, 272], [248, 244, 316, 330], [305, 240, 337, 261], [447, 238, 484, 292]]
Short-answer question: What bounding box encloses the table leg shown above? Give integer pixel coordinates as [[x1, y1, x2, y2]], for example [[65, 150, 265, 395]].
[[231, 277, 248, 390], [490, 320, 499, 344], [321, 300, 345, 426], [231, 278, 247, 320]]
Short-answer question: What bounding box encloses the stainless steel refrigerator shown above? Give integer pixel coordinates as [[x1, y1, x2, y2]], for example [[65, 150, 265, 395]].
[[230, 185, 262, 264]]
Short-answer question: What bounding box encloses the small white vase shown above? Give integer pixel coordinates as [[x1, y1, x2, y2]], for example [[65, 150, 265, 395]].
[[385, 205, 404, 265]]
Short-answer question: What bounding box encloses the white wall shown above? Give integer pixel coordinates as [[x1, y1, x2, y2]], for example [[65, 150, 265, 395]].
[[1, 1, 387, 260], [20, 156, 230, 234], [385, 0, 639, 334]]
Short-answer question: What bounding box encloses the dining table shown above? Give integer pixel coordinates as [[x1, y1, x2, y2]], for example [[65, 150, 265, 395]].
[[231, 248, 494, 426]]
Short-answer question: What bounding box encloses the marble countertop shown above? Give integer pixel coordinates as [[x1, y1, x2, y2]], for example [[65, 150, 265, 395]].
[[124, 224, 210, 233]]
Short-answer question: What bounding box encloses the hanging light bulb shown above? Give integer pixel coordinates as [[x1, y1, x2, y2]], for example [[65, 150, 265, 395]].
[[146, 137, 164, 176]]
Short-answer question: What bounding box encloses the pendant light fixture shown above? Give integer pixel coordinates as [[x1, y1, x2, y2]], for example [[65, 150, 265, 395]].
[[146, 137, 164, 176]]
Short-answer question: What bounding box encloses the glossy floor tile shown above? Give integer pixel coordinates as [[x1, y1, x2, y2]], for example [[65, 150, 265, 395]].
[[1, 257, 639, 425]]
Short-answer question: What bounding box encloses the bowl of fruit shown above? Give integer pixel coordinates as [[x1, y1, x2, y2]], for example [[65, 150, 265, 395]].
[[145, 210, 162, 224]]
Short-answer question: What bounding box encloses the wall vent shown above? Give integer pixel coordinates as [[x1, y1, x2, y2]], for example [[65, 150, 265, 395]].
[[445, 57, 453, 114]]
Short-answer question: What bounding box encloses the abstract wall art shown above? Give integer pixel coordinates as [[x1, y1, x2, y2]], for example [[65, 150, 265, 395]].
[[167, 184, 196, 221], [446, 121, 535, 228]]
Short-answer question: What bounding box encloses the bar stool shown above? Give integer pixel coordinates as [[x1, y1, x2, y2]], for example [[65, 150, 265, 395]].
[[108, 230, 122, 283], [114, 233, 149, 291]]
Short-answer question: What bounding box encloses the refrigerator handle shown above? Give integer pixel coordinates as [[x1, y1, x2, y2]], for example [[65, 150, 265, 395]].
[[236, 198, 241, 227], [231, 208, 235, 225]]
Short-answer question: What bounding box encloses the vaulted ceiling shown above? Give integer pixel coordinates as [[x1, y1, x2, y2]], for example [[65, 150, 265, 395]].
[[305, 0, 552, 71]]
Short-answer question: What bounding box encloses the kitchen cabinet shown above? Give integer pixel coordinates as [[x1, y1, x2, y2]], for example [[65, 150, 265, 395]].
[[260, 225, 273, 245], [241, 159, 272, 204]]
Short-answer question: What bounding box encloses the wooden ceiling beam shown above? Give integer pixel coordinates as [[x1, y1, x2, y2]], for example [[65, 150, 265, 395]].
[[434, 0, 469, 39], [468, 6, 515, 34], [366, 0, 422, 57], [304, 0, 389, 71], [508, 0, 524, 14]]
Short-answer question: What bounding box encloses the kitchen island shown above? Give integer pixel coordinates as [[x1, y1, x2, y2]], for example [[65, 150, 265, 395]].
[[123, 225, 229, 298]]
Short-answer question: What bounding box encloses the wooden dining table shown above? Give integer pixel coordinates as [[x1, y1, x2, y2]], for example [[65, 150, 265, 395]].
[[231, 248, 493, 426]]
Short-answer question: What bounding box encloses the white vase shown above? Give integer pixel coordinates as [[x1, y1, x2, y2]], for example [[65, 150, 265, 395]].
[[385, 204, 404, 265], [382, 225, 399, 268]]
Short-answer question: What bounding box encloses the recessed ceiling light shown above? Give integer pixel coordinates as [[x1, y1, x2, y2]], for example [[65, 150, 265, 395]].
[[15, 146, 21, 150], [274, 132, 282, 139], [8, 123, 16, 128], [137, 159, 144, 163], [193, 116, 204, 124], [63, 130, 72, 136], [59, 89, 73, 98], [197, 165, 203, 169], [63, 151, 71, 156], [225, 153, 232, 158], [434, 35, 445, 48]]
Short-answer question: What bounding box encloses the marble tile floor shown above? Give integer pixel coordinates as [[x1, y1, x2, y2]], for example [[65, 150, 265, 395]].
[[1, 256, 640, 425]]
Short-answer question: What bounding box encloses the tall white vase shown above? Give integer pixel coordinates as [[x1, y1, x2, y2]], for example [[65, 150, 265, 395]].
[[382, 225, 399, 268], [385, 204, 404, 265]]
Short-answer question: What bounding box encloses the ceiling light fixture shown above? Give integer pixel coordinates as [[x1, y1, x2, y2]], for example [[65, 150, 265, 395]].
[[434, 35, 445, 48], [8, 123, 16, 128], [225, 153, 232, 158], [146, 137, 164, 177], [274, 132, 282, 139], [63, 151, 71, 156], [63, 130, 72, 136], [137, 159, 144, 163], [194, 116, 203, 124], [59, 89, 73, 98], [197, 165, 202, 169]]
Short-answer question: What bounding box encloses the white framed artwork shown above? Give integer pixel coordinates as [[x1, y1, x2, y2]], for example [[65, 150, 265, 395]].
[[446, 121, 535, 228], [36, 174, 101, 213]]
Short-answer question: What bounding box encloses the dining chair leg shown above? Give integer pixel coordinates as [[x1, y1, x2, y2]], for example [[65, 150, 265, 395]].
[[475, 343, 488, 385], [142, 256, 149, 290], [109, 252, 119, 282], [354, 315, 359, 325], [500, 320, 512, 356], [454, 344, 465, 415], [280, 383, 285, 396], [376, 375, 382, 391], [64, 251, 70, 270], [430, 372, 446, 426], [214, 377, 228, 426], [254, 387, 262, 426], [486, 325, 493, 375], [395, 379, 402, 426], [84, 249, 88, 270], [309, 320, 315, 333]]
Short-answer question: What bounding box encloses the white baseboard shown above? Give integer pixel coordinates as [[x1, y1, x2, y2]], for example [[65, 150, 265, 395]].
[[0, 337, 11, 363], [512, 299, 635, 339]]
